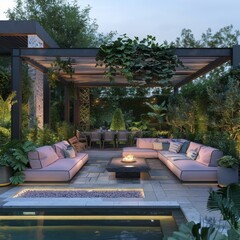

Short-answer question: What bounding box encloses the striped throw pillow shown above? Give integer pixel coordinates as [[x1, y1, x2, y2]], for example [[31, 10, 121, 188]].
[[169, 142, 182, 153], [186, 149, 198, 160]]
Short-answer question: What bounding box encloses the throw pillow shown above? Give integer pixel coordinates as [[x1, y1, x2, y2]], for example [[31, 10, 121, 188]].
[[162, 142, 170, 150], [63, 146, 76, 158], [186, 149, 198, 160], [169, 141, 183, 153], [179, 141, 190, 153], [153, 142, 163, 150]]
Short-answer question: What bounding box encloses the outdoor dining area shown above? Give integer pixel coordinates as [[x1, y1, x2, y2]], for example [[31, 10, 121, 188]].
[[76, 130, 132, 149]]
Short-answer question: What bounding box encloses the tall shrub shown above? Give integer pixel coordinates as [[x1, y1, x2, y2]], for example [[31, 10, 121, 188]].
[[110, 108, 126, 131]]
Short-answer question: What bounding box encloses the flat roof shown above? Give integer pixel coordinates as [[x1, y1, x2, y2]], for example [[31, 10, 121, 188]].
[[17, 47, 231, 88], [0, 20, 58, 54], [0, 20, 236, 88]]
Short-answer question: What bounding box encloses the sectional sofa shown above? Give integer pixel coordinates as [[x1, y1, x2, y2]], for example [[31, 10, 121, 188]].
[[122, 138, 223, 182], [23, 140, 88, 182]]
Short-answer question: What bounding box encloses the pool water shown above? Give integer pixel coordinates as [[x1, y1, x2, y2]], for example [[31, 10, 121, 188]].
[[0, 207, 185, 240]]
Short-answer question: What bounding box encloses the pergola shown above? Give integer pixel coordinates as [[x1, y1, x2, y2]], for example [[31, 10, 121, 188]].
[[1, 21, 240, 139]]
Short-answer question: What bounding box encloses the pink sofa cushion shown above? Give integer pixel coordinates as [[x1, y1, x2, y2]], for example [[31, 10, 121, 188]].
[[137, 138, 171, 149], [28, 146, 59, 169], [52, 140, 70, 159], [196, 146, 223, 167], [186, 142, 202, 155], [122, 147, 158, 158]]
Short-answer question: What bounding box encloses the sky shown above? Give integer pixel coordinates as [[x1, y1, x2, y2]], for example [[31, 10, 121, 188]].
[[1, 0, 240, 43]]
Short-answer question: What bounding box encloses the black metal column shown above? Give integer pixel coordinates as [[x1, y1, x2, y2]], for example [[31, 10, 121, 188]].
[[73, 87, 79, 127], [11, 49, 22, 140], [173, 87, 179, 95], [43, 74, 50, 126], [232, 45, 240, 67], [64, 85, 70, 123]]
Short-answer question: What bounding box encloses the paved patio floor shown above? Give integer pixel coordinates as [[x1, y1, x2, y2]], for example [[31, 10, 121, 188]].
[[0, 149, 222, 223]]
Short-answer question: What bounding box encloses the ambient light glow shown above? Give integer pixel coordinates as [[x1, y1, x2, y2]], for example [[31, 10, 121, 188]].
[[123, 154, 135, 162], [13, 188, 145, 198]]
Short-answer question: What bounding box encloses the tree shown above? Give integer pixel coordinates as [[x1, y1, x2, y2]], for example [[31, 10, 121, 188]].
[[7, 0, 115, 48], [110, 108, 126, 131]]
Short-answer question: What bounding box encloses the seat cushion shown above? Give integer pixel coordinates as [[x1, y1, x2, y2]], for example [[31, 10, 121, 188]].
[[28, 146, 59, 169], [24, 153, 89, 182]]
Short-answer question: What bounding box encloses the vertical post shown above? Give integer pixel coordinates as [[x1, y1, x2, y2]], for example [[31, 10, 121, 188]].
[[232, 45, 240, 67], [64, 85, 70, 123], [28, 35, 44, 128], [173, 87, 179, 95], [11, 49, 22, 140], [73, 87, 79, 127], [43, 74, 50, 126]]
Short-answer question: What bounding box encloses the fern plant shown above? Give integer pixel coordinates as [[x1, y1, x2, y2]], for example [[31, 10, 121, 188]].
[[0, 140, 36, 184]]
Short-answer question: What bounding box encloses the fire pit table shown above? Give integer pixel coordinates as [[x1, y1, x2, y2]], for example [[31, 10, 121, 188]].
[[106, 157, 150, 178]]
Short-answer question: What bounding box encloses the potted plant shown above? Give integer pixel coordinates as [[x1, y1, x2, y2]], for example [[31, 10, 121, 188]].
[[0, 140, 36, 185], [96, 34, 183, 87], [217, 155, 239, 185]]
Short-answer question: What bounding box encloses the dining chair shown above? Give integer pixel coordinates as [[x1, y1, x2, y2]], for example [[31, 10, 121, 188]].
[[76, 130, 88, 149], [89, 131, 102, 148], [116, 131, 130, 148], [102, 131, 116, 148]]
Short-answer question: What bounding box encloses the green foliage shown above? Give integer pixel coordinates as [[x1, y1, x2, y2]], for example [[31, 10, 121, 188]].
[[0, 126, 11, 145], [0, 64, 11, 99], [55, 121, 75, 140], [0, 92, 16, 128], [47, 57, 75, 88], [96, 34, 183, 86], [167, 94, 196, 138], [7, 0, 115, 48], [144, 101, 167, 130], [110, 108, 126, 131], [0, 140, 36, 184], [207, 71, 240, 141], [168, 184, 240, 240], [217, 156, 239, 168], [207, 184, 240, 232], [24, 122, 75, 146], [167, 220, 227, 240]]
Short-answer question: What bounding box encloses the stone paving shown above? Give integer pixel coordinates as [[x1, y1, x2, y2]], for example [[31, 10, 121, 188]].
[[0, 149, 222, 223]]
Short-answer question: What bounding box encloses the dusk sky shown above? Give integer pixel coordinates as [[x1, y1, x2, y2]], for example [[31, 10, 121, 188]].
[[1, 0, 240, 43]]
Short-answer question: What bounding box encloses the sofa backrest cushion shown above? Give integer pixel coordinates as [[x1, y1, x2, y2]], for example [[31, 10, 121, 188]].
[[186, 142, 202, 155], [153, 141, 170, 150], [137, 138, 171, 149], [196, 146, 223, 167], [52, 140, 70, 159], [28, 146, 59, 169]]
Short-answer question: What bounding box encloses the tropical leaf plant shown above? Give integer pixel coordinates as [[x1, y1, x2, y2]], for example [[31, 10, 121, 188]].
[[0, 140, 36, 184], [207, 184, 240, 229]]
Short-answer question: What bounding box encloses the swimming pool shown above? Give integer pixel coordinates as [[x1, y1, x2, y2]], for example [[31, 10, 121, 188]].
[[0, 207, 186, 240]]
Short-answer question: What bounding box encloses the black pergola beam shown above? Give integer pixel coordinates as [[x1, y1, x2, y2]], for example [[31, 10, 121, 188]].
[[11, 49, 22, 140], [19, 48, 99, 57], [174, 48, 232, 57], [232, 45, 240, 67], [24, 57, 49, 73], [175, 56, 230, 88], [16, 47, 232, 58]]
